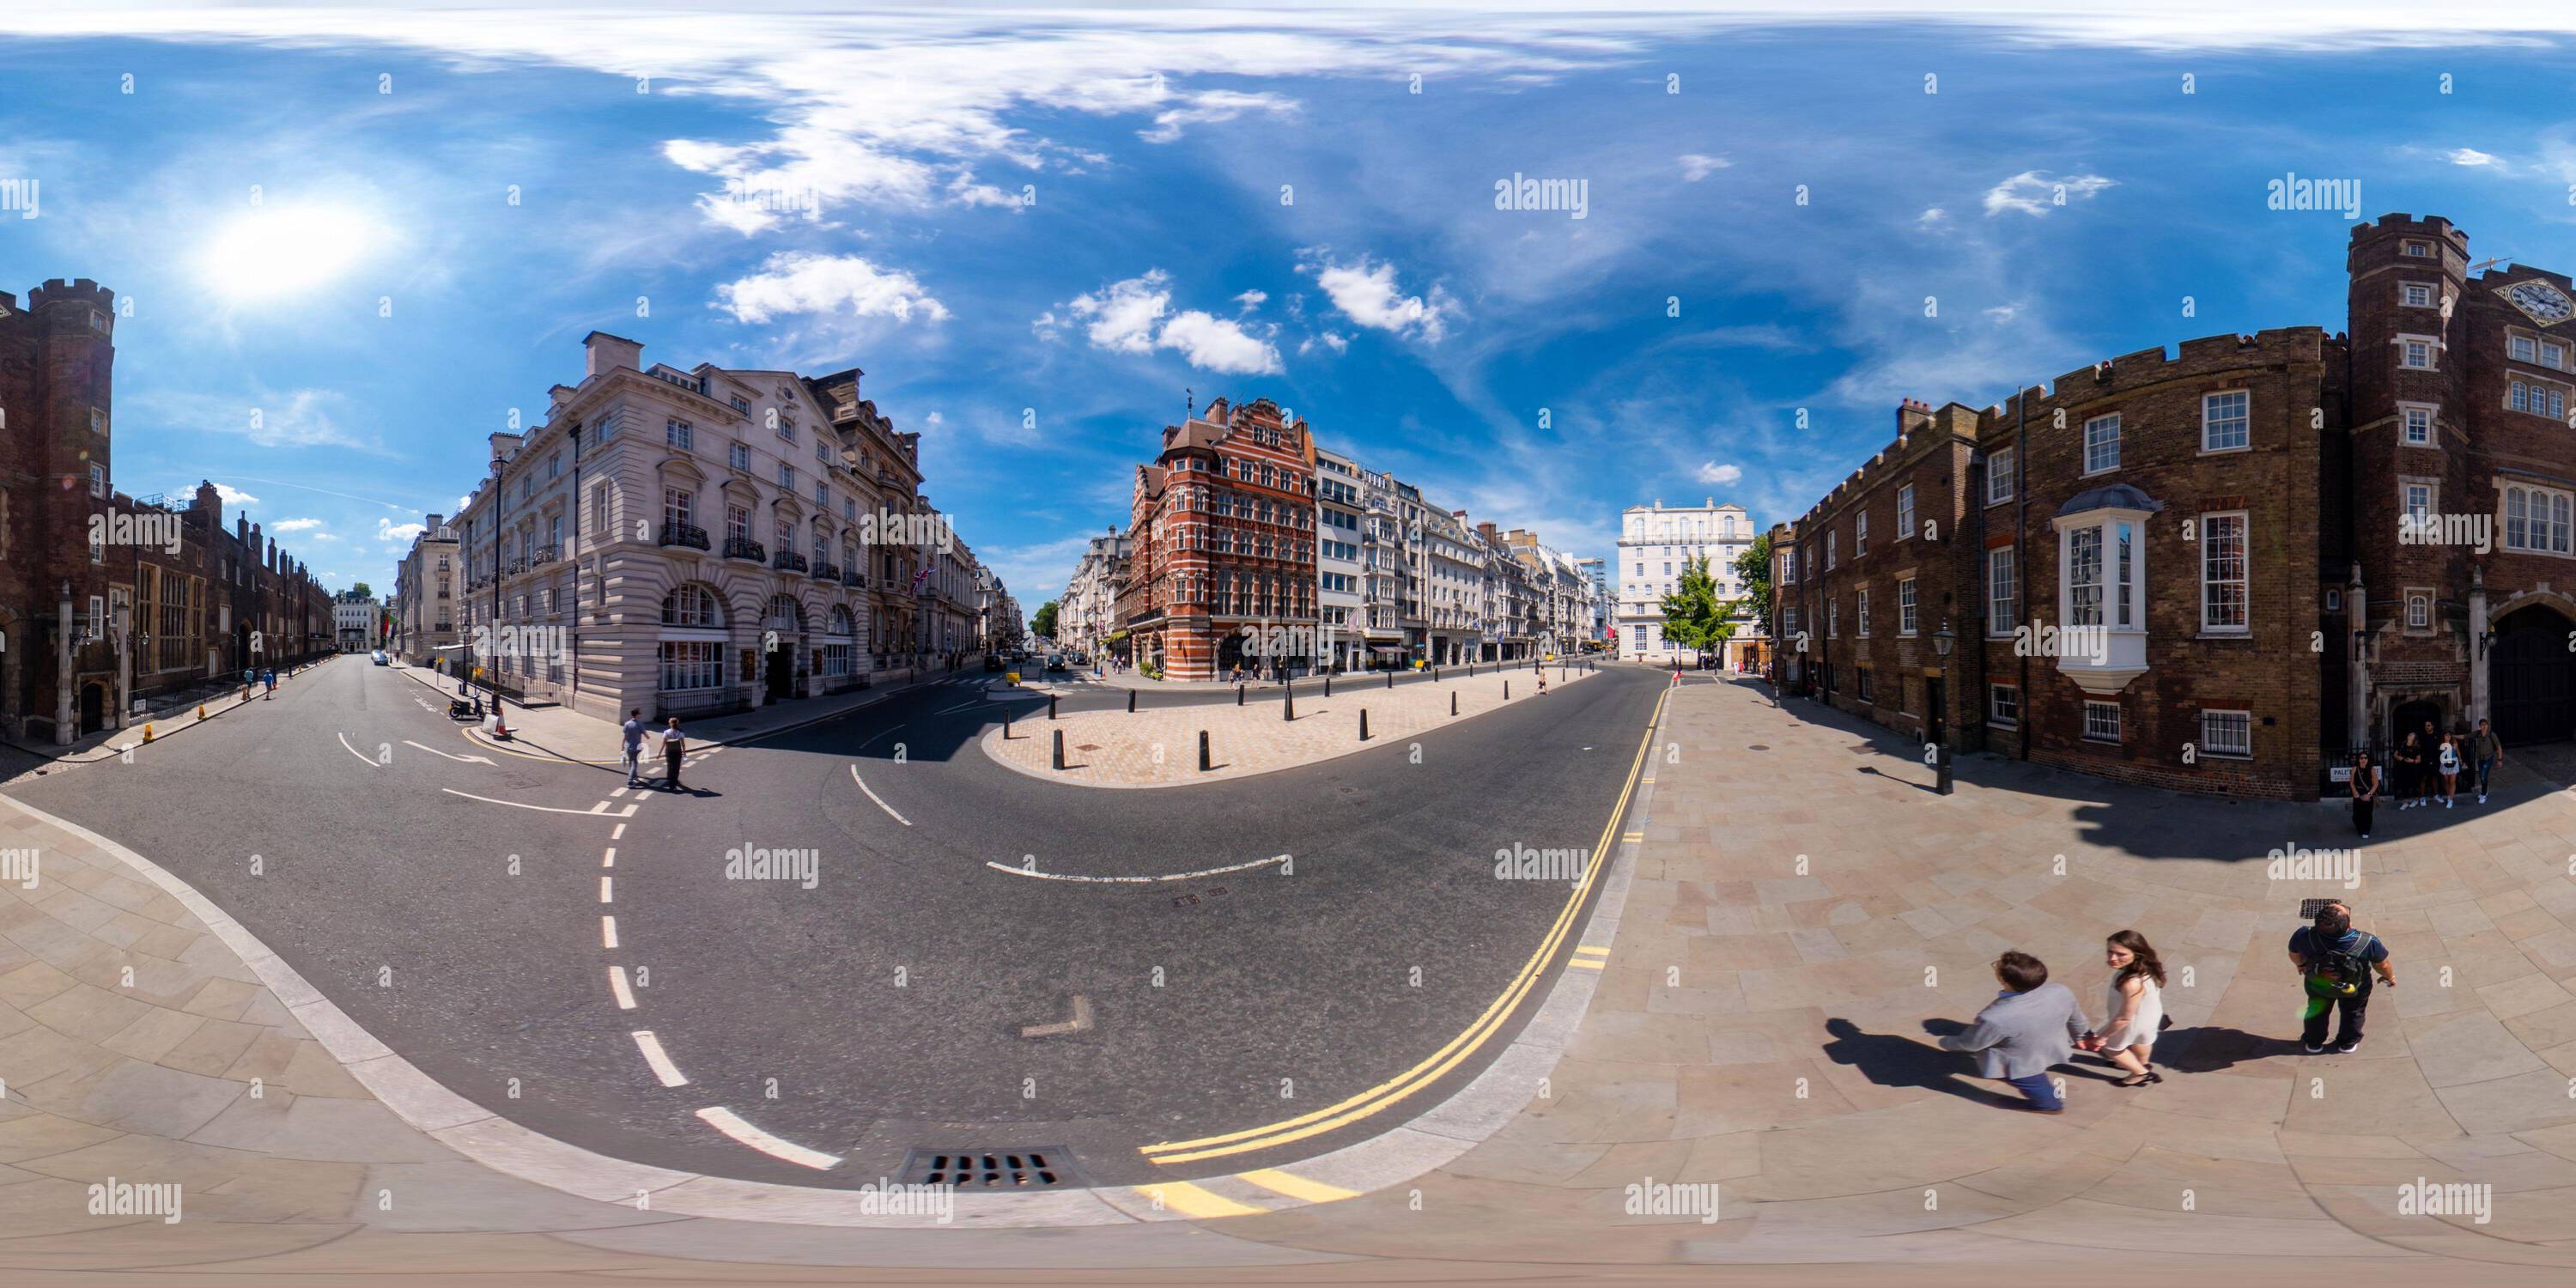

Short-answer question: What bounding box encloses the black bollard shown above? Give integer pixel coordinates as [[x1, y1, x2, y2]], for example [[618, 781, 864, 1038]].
[[1284, 679, 1295, 722], [1451, 690, 1458, 716], [1049, 694, 1059, 720], [1004, 714, 1012, 739], [1323, 674, 1332, 697], [1053, 729, 1065, 769], [1386, 671, 1394, 690], [1198, 729, 1211, 771], [1237, 683, 1245, 706], [1433, 666, 1440, 683], [1127, 688, 1137, 713], [1360, 708, 1370, 741], [1505, 681, 1510, 699]]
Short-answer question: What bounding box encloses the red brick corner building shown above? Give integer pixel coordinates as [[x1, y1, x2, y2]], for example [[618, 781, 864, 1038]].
[[1116, 397, 1318, 681], [1770, 213, 2576, 800]]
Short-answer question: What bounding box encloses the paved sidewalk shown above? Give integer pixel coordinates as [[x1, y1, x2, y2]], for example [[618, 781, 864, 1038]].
[[386, 661, 979, 763], [984, 665, 1599, 786], [10, 676, 2576, 1282]]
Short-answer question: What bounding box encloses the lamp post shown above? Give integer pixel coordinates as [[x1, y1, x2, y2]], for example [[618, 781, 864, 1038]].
[[485, 456, 510, 738], [1930, 619, 1955, 796]]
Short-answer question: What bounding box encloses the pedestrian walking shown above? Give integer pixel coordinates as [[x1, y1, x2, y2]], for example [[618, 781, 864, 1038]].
[[621, 708, 647, 787], [2471, 717, 2502, 805], [1537, 667, 1548, 696], [2291, 901, 2393, 1054], [2437, 731, 2462, 808], [262, 668, 276, 700], [2418, 719, 2440, 808], [2392, 731, 2422, 811], [1937, 950, 2090, 1114], [2349, 750, 2379, 839], [2079, 931, 2168, 1087], [660, 717, 687, 792]]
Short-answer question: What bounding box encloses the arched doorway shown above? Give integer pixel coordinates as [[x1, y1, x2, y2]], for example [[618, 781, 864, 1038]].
[[2490, 603, 2576, 744]]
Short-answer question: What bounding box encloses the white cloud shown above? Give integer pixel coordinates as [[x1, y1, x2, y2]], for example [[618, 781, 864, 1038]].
[[308, 532, 342, 542], [2446, 147, 2500, 166], [1234, 289, 1268, 312], [1055, 270, 1282, 374], [1139, 88, 1298, 143], [213, 483, 260, 507], [1679, 153, 1728, 181], [1303, 254, 1450, 342], [1694, 461, 1743, 485], [715, 252, 949, 325], [378, 518, 427, 544], [1982, 170, 2116, 216], [271, 517, 323, 532], [1918, 207, 1947, 225], [1298, 331, 1350, 355], [1984, 304, 2020, 322]]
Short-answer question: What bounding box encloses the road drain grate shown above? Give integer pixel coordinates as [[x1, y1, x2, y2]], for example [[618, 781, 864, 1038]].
[[899, 1148, 1076, 1189]]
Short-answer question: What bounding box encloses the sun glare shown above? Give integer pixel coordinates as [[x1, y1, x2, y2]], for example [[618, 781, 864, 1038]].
[[202, 204, 376, 300]]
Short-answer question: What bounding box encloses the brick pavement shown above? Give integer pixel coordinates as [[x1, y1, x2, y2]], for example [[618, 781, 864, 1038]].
[[982, 665, 1600, 786], [6, 673, 2576, 1282]]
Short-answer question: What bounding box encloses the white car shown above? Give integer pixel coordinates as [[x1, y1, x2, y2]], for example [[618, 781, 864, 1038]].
[[371, 649, 389, 665]]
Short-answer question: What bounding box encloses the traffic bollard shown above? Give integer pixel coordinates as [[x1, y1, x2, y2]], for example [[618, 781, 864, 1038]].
[[1199, 729, 1211, 771], [1323, 674, 1331, 697], [1283, 679, 1294, 722], [1451, 690, 1458, 716], [1505, 681, 1510, 699], [1386, 672, 1394, 690], [1359, 708, 1370, 741], [1004, 714, 1013, 739], [1127, 688, 1137, 713], [1048, 694, 1058, 720], [1237, 683, 1245, 706], [1053, 729, 1065, 769]]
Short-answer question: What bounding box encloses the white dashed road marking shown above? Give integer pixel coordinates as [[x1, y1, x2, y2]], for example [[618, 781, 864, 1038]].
[[694, 1106, 840, 1170], [848, 765, 912, 826], [336, 732, 379, 769], [401, 738, 493, 764], [440, 787, 637, 817], [601, 915, 618, 949], [598, 877, 613, 902], [608, 965, 638, 1010], [986, 854, 1291, 884], [631, 1030, 689, 1086]]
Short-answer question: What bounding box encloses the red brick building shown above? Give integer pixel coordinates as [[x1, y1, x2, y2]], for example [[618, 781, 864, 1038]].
[[1115, 397, 1318, 681], [1766, 217, 2576, 799], [0, 278, 333, 743]]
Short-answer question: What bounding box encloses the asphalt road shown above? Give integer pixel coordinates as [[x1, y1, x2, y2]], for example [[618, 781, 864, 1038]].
[[8, 655, 1665, 1188]]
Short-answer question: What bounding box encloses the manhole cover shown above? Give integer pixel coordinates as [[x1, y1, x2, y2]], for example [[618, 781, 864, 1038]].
[[899, 1148, 1077, 1190]]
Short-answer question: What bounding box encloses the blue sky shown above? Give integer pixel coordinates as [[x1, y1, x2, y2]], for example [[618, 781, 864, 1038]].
[[6, 3, 2576, 606]]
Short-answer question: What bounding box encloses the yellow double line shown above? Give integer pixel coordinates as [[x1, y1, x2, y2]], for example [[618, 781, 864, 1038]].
[[1139, 687, 1667, 1167]]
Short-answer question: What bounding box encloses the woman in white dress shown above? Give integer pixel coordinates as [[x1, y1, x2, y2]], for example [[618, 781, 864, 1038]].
[[2081, 929, 2166, 1087]]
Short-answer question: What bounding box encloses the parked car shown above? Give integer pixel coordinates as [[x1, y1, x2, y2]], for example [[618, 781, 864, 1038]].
[[983, 654, 1005, 672], [371, 649, 390, 665]]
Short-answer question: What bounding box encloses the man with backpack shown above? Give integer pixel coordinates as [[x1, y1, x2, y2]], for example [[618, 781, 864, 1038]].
[[2289, 901, 2394, 1054]]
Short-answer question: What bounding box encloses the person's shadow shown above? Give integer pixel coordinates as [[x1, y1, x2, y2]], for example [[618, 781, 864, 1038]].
[[1822, 1017, 2123, 1108]]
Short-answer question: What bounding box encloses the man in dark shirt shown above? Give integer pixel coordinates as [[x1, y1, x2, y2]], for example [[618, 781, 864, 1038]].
[[2289, 901, 2393, 1054]]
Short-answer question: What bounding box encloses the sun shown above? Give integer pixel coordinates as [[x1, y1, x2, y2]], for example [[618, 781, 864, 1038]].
[[201, 204, 377, 300]]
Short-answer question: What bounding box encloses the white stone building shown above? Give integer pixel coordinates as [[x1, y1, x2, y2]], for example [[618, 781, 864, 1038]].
[[450, 331, 961, 723], [1615, 497, 1765, 667], [1314, 447, 1368, 670]]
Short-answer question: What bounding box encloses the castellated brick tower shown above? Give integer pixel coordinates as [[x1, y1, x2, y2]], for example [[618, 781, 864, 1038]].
[[24, 279, 118, 574], [2344, 216, 2474, 745]]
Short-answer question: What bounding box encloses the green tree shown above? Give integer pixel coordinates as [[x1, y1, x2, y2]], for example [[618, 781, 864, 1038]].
[[1656, 556, 1740, 665], [1730, 532, 1772, 627], [1030, 598, 1060, 641], [347, 580, 373, 599]]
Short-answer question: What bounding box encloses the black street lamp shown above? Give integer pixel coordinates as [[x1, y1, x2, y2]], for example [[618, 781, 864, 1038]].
[[1931, 618, 1955, 796]]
